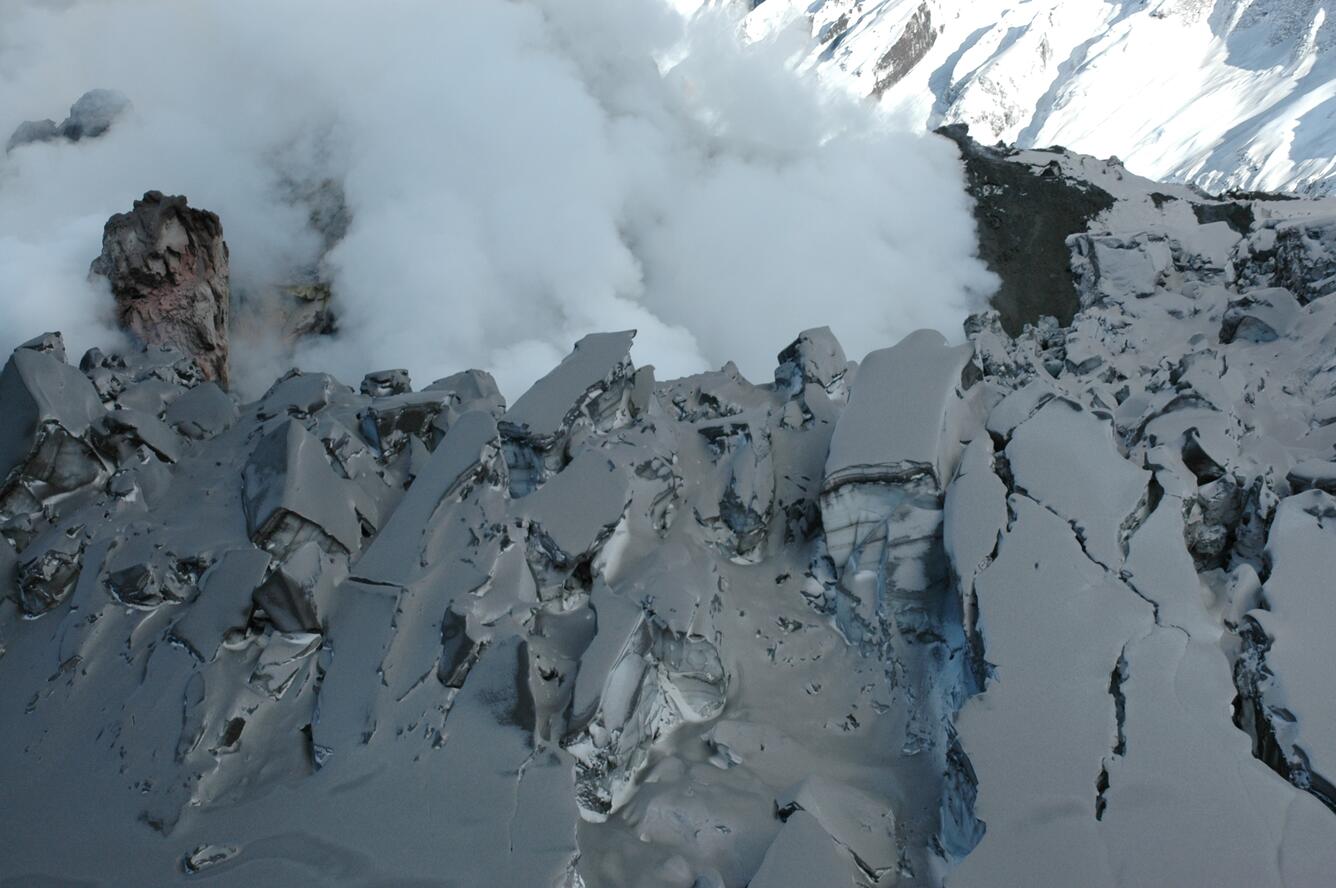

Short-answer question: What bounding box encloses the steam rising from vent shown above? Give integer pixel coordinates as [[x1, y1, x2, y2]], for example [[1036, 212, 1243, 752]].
[[0, 0, 995, 396]]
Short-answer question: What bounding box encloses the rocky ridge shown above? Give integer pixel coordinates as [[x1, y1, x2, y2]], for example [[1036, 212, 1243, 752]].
[[4, 135, 1336, 885]]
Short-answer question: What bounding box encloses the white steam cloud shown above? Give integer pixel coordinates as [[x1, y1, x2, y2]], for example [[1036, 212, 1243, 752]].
[[0, 0, 995, 397]]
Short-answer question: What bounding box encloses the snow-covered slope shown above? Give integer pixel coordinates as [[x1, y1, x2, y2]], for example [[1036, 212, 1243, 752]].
[[747, 0, 1336, 195]]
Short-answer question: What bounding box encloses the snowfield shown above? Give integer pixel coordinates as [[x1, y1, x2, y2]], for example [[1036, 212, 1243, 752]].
[[747, 0, 1336, 195]]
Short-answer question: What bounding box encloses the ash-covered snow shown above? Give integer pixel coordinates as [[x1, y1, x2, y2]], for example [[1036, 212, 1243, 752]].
[[6, 135, 1336, 886], [950, 137, 1336, 887]]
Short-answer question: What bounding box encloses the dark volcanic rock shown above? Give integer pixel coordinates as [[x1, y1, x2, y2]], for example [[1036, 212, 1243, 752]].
[[61, 89, 132, 141], [873, 1, 936, 96], [5, 119, 60, 154], [940, 124, 1116, 334], [1237, 217, 1336, 304], [90, 191, 231, 386], [1192, 200, 1254, 235], [6, 89, 131, 153]]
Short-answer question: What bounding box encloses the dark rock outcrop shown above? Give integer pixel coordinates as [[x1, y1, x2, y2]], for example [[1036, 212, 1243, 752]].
[[872, 1, 936, 95], [940, 124, 1116, 334], [6, 89, 131, 153], [89, 192, 231, 386], [1236, 217, 1336, 304], [5, 120, 60, 154]]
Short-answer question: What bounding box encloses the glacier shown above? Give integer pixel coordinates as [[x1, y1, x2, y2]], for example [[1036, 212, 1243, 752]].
[[5, 129, 1336, 885]]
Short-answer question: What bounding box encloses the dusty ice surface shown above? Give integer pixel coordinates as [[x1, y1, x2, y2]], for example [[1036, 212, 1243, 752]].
[[952, 146, 1336, 887], [6, 144, 1336, 886], [0, 323, 963, 886]]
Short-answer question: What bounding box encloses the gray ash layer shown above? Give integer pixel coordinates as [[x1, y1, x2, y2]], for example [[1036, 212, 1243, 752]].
[[6, 137, 1336, 886]]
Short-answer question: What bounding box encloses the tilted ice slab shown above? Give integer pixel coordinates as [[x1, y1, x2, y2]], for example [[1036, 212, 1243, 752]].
[[1245, 491, 1336, 810]]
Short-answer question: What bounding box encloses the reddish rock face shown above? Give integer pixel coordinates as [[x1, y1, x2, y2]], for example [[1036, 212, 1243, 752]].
[[90, 191, 230, 386]]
